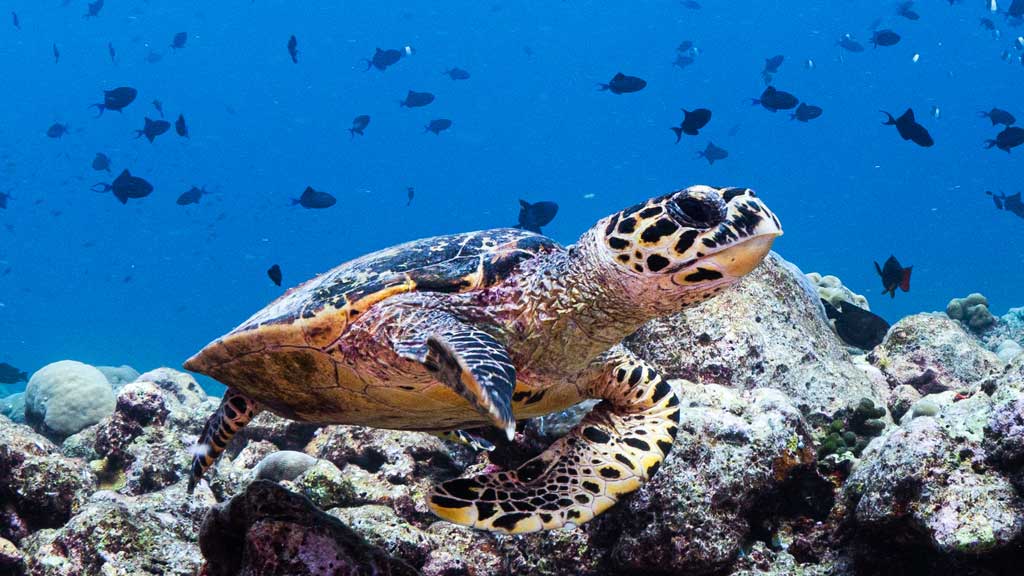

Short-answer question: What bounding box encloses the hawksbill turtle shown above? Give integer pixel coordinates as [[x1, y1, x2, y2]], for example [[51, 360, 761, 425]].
[[185, 185, 782, 534]]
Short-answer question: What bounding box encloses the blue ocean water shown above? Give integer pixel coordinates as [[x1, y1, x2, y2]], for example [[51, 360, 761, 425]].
[[0, 1, 1021, 394]]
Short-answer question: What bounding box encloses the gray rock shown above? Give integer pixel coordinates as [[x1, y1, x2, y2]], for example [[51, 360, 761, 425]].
[[95, 365, 141, 389], [869, 313, 1003, 395], [0, 392, 24, 423], [887, 384, 921, 420], [626, 252, 885, 420], [995, 339, 1023, 364], [254, 450, 318, 482], [24, 360, 115, 441]]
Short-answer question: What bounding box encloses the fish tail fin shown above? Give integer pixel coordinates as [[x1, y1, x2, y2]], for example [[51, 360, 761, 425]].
[[749, 99, 761, 106], [670, 127, 683, 143], [91, 183, 111, 193], [596, 83, 609, 91], [984, 140, 996, 149], [90, 103, 104, 118], [19, 371, 27, 381], [291, 198, 301, 205], [900, 267, 912, 292], [880, 111, 895, 125], [873, 261, 883, 276], [349, 128, 356, 139]]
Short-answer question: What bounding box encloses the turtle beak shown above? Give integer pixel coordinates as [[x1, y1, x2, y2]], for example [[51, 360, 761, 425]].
[[703, 233, 780, 279]]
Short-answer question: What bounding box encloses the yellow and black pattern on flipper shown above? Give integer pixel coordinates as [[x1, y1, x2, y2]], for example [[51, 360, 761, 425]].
[[428, 348, 680, 534], [398, 316, 517, 440], [187, 388, 260, 493]]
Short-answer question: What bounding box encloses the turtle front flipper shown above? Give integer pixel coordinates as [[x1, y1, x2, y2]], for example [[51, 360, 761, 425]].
[[395, 310, 516, 440], [187, 388, 260, 493], [428, 348, 679, 534]]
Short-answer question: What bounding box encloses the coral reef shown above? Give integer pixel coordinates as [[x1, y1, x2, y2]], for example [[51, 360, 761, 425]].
[[0, 392, 24, 423], [24, 360, 115, 441], [806, 271, 870, 310], [3, 262, 1024, 575], [947, 293, 997, 333], [96, 364, 140, 389], [869, 313, 1003, 395]]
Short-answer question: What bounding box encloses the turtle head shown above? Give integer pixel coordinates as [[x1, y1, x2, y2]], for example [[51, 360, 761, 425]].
[[583, 185, 782, 314]]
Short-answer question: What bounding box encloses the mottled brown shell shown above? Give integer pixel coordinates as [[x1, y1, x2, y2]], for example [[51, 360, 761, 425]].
[[186, 229, 560, 371]]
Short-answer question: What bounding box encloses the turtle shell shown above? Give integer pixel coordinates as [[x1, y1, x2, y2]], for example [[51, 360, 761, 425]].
[[187, 228, 560, 371]]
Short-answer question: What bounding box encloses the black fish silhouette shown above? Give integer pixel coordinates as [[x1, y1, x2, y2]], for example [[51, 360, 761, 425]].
[[267, 264, 282, 286], [516, 200, 558, 233], [874, 255, 912, 298], [599, 72, 647, 94], [672, 108, 712, 141], [292, 186, 336, 209], [882, 109, 933, 147]]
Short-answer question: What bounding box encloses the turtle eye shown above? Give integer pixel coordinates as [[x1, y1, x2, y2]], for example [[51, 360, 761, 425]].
[[666, 190, 726, 230]]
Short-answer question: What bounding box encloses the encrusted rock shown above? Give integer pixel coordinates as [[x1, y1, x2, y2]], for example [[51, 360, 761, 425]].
[[887, 384, 921, 421], [0, 415, 95, 542], [0, 393, 24, 424], [627, 252, 885, 419], [19, 483, 208, 576], [329, 505, 436, 568], [24, 360, 115, 442], [806, 272, 870, 310], [232, 411, 319, 455], [0, 536, 24, 573], [847, 380, 1024, 556], [869, 313, 1002, 395], [233, 440, 279, 470], [199, 480, 417, 576]]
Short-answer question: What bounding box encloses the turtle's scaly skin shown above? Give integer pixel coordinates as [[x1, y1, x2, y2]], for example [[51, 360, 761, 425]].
[[186, 185, 782, 534]]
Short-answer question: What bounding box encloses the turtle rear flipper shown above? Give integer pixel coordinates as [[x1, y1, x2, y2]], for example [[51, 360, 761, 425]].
[[187, 389, 260, 493], [396, 311, 516, 439], [428, 349, 680, 534]]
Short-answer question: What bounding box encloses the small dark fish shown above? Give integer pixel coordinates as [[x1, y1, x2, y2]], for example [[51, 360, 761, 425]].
[[445, 67, 470, 80], [407, 186, 414, 206], [0, 191, 10, 209], [145, 50, 162, 64], [987, 191, 1024, 219], [175, 114, 189, 138], [292, 186, 336, 209], [677, 40, 694, 53], [763, 54, 784, 73], [752, 86, 799, 112], [980, 17, 996, 31], [134, 117, 171, 143], [791, 102, 823, 122], [108, 42, 116, 64], [171, 31, 187, 50], [697, 142, 728, 164], [152, 99, 164, 117], [349, 115, 370, 137], [365, 47, 403, 71], [287, 35, 299, 63], [11, 12, 19, 30], [822, 299, 890, 350], [896, 1, 919, 20], [881, 108, 934, 147], [875, 255, 912, 298], [0, 362, 28, 384], [92, 169, 154, 204], [92, 152, 112, 172], [91, 86, 137, 116], [671, 108, 712, 141], [84, 0, 103, 18], [176, 186, 206, 206], [399, 90, 435, 108], [836, 34, 865, 52], [599, 72, 647, 94], [984, 126, 1024, 152], [47, 123, 70, 138], [871, 29, 901, 47], [979, 107, 1016, 126], [52, 43, 60, 64], [673, 54, 696, 69], [516, 199, 558, 234], [682, 0, 701, 9], [1010, 0, 1024, 18], [425, 119, 452, 134], [267, 264, 282, 286]]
